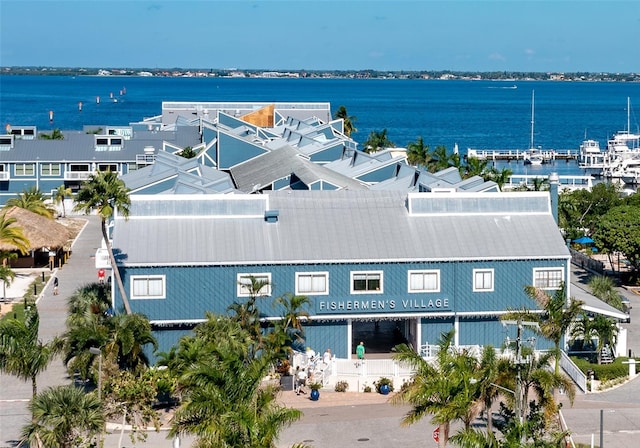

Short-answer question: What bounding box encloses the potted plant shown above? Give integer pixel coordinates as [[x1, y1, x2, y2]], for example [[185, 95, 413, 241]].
[[309, 382, 322, 401], [375, 377, 394, 395]]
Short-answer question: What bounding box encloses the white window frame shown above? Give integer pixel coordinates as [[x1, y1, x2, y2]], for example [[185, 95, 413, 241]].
[[350, 271, 383, 294], [473, 269, 494, 292], [295, 272, 329, 295], [533, 268, 564, 289], [237, 273, 272, 297], [130, 275, 166, 300], [40, 163, 61, 176], [408, 270, 440, 293], [15, 163, 35, 176]]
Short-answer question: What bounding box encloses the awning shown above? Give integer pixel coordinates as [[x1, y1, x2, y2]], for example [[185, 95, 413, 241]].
[[570, 283, 629, 320], [572, 236, 594, 245]]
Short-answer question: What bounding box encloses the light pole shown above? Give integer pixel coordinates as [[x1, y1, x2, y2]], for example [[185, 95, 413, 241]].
[[89, 347, 102, 401], [89, 346, 103, 447]]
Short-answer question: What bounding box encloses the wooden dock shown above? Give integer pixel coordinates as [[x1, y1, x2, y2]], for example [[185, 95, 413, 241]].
[[467, 148, 578, 162]]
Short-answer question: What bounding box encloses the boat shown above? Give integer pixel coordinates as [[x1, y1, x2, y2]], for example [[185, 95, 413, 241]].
[[606, 155, 640, 184], [601, 97, 640, 178], [578, 138, 606, 176], [523, 90, 545, 166]]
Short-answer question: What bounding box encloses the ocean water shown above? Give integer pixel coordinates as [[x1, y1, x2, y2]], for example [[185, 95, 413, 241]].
[[1, 75, 640, 177]]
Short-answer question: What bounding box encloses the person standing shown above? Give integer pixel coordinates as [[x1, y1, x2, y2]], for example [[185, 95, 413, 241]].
[[323, 348, 332, 365], [356, 341, 365, 360], [53, 277, 59, 295], [98, 268, 105, 284], [296, 366, 307, 395]]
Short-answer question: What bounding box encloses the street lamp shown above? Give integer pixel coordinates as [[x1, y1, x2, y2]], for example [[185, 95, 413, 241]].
[[89, 346, 103, 447], [89, 346, 102, 401]]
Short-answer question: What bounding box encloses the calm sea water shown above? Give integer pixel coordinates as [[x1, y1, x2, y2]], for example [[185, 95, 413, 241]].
[[2, 75, 640, 177]]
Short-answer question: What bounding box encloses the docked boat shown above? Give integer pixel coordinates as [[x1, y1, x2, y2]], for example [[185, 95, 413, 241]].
[[607, 156, 640, 184], [523, 90, 545, 166], [578, 139, 606, 175]]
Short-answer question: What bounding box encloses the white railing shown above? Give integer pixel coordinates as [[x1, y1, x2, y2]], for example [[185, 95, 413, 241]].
[[560, 351, 587, 392], [64, 171, 93, 180]]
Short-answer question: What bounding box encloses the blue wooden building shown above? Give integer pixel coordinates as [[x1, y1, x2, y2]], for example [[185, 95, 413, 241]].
[[110, 190, 570, 359]]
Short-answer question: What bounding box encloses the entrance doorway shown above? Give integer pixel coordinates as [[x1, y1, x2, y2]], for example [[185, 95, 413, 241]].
[[351, 319, 410, 356]]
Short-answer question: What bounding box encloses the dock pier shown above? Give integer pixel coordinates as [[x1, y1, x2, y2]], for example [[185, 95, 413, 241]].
[[467, 148, 578, 162]]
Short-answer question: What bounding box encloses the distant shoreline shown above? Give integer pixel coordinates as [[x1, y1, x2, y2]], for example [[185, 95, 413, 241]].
[[2, 67, 639, 83]]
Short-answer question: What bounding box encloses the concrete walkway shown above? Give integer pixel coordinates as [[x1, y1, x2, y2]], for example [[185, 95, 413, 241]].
[[0, 216, 103, 447]]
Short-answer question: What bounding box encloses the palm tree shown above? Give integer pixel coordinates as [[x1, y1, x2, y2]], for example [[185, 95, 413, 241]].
[[363, 129, 394, 153], [104, 313, 157, 373], [0, 211, 30, 255], [427, 145, 452, 173], [0, 263, 16, 302], [53, 184, 73, 218], [521, 283, 584, 375], [333, 105, 357, 137], [463, 157, 489, 179], [169, 316, 302, 447], [485, 167, 513, 190], [588, 275, 624, 310], [406, 136, 431, 167], [476, 345, 500, 433], [20, 385, 103, 448], [74, 170, 132, 314], [0, 307, 63, 398], [391, 330, 481, 448], [4, 186, 55, 219], [590, 314, 619, 364], [39, 128, 65, 140]]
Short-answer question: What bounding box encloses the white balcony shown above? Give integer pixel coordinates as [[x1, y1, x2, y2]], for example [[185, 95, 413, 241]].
[[64, 171, 93, 181]]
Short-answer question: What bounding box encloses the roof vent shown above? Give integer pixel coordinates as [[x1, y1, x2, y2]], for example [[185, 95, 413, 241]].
[[144, 145, 155, 154], [264, 210, 279, 223]]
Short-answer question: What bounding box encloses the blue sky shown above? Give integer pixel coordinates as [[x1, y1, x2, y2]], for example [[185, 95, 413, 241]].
[[1, 1, 639, 72]]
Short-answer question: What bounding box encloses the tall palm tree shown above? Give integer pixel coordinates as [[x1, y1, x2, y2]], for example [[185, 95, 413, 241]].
[[74, 170, 132, 314], [521, 283, 584, 375], [485, 167, 513, 190], [54, 184, 73, 218], [5, 186, 55, 219], [0, 212, 30, 255], [333, 105, 357, 137], [0, 308, 63, 398], [391, 330, 481, 448], [20, 385, 103, 448], [406, 136, 431, 167]]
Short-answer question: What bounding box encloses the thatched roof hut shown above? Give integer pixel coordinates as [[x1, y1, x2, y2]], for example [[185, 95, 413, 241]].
[[0, 206, 71, 251]]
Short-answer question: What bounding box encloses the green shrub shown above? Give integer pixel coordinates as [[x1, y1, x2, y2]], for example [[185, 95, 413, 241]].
[[374, 377, 394, 393], [571, 356, 635, 381], [334, 380, 348, 392]]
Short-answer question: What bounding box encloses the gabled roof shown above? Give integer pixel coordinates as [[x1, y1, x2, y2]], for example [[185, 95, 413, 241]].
[[112, 191, 569, 267], [121, 151, 238, 194], [228, 145, 366, 192], [324, 149, 407, 179]]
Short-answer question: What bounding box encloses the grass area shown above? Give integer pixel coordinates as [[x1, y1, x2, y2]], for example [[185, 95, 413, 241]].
[[0, 272, 51, 321]]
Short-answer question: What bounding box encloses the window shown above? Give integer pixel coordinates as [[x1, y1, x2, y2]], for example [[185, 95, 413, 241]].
[[533, 268, 563, 289], [296, 272, 328, 295], [351, 271, 383, 294], [15, 163, 35, 176], [473, 269, 494, 292], [98, 164, 118, 172], [408, 270, 440, 293], [41, 163, 61, 176], [131, 275, 165, 299], [237, 273, 272, 297]]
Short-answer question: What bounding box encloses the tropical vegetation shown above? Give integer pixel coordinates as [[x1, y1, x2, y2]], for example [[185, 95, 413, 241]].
[[74, 170, 132, 314], [4, 186, 55, 219], [333, 105, 357, 137]]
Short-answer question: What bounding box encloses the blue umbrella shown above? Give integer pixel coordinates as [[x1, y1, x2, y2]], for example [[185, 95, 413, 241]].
[[572, 236, 594, 244]]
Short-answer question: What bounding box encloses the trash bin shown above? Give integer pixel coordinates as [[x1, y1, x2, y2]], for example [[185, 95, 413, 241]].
[[280, 375, 295, 391]]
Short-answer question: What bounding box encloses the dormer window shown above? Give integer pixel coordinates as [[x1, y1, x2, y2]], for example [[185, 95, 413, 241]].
[[95, 135, 123, 151]]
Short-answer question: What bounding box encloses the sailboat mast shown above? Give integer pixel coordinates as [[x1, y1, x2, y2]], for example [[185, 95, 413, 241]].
[[530, 90, 535, 149]]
